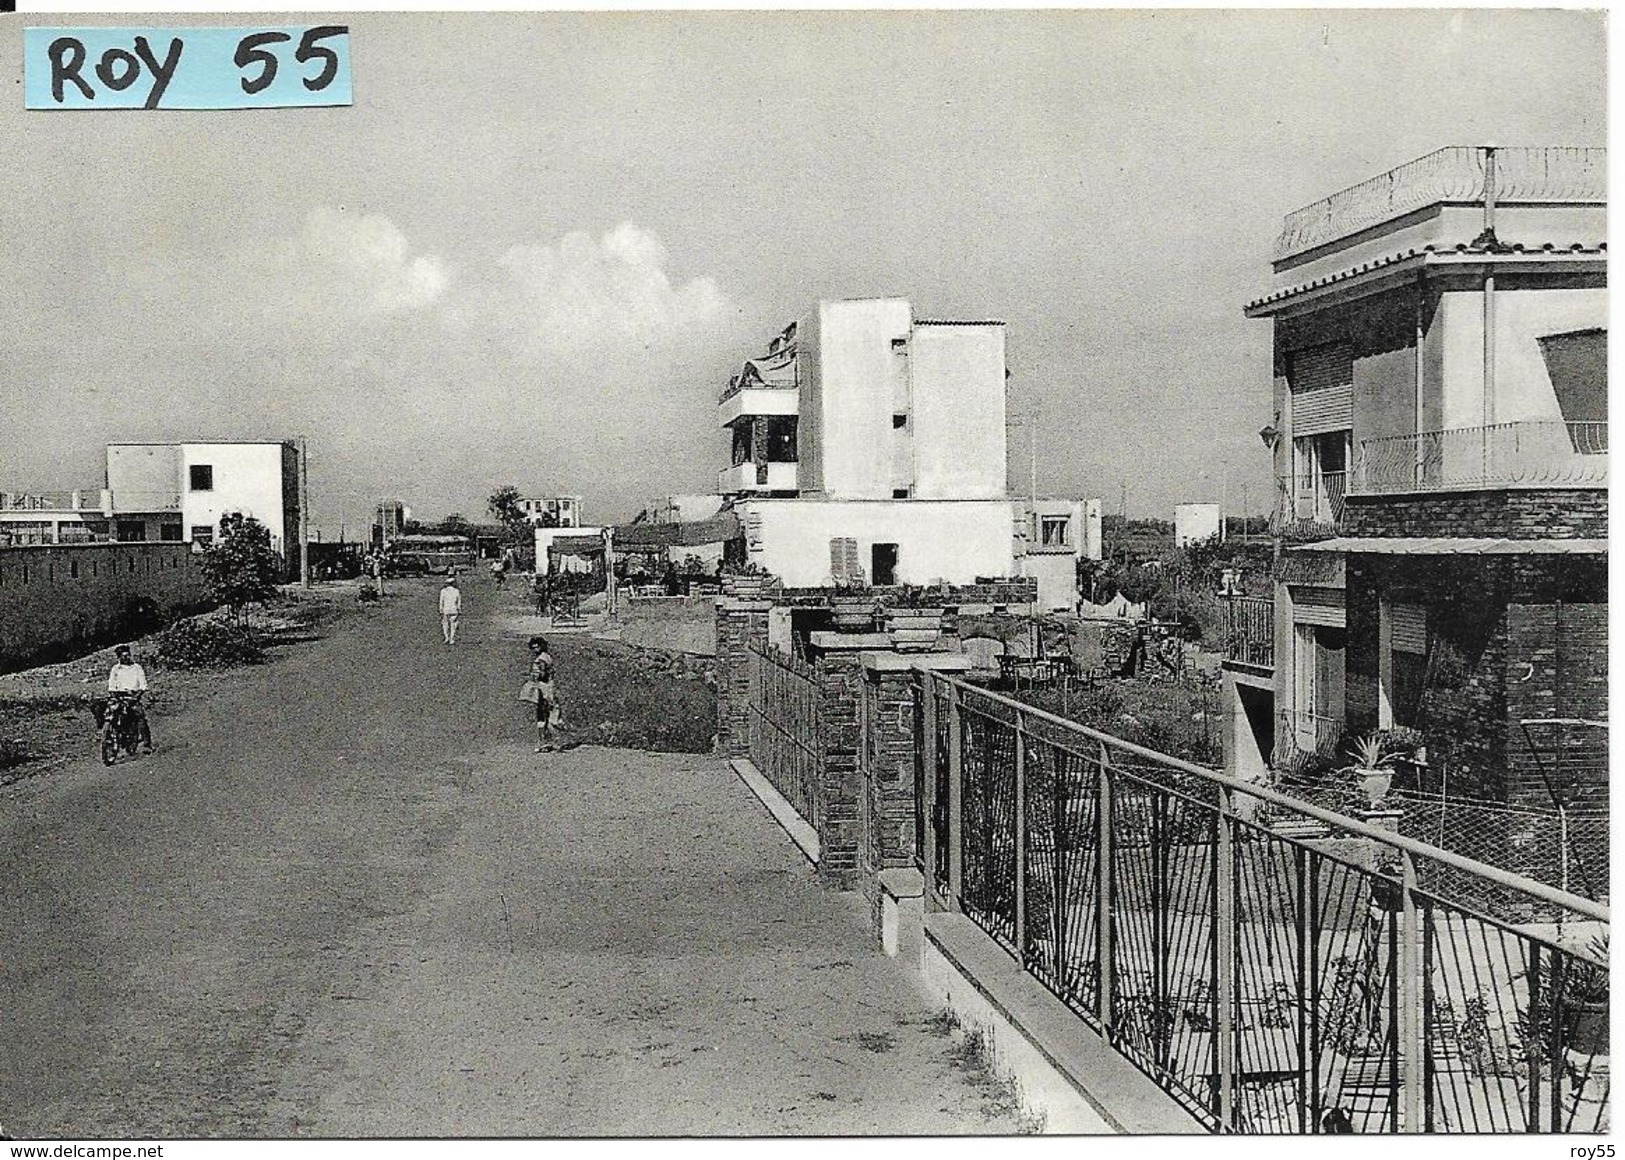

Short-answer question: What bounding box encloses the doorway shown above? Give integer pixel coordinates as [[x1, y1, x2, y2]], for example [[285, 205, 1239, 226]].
[[871, 543, 898, 586]]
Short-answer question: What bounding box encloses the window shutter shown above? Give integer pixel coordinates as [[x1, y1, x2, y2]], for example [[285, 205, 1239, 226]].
[[1391, 604, 1428, 654], [1290, 343, 1354, 435]]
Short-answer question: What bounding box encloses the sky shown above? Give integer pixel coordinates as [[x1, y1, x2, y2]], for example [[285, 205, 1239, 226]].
[[0, 9, 1607, 533]]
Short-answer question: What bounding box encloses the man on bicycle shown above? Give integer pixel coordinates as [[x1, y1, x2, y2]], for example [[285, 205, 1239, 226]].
[[106, 645, 154, 753]]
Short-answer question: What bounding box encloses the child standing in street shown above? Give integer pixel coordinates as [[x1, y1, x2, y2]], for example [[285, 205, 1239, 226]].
[[523, 635, 558, 752]]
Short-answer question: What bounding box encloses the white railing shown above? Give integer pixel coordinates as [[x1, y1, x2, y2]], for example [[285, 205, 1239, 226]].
[[0, 489, 104, 512], [1275, 146, 1607, 260], [1354, 421, 1608, 494]]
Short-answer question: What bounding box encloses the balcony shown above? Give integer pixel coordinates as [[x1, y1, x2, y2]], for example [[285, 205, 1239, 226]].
[[1274, 145, 1607, 262], [1272, 472, 1347, 542], [718, 385, 799, 428], [718, 461, 798, 494], [1223, 595, 1275, 671], [1353, 421, 1607, 495]]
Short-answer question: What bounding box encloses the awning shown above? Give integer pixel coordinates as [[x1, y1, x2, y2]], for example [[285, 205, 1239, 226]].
[[1289, 537, 1607, 555], [547, 534, 605, 558], [612, 510, 742, 550]]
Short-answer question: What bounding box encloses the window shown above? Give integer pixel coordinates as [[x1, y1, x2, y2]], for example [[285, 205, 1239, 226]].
[[160, 523, 183, 542], [892, 488, 911, 499], [892, 413, 908, 429], [1379, 601, 1428, 728], [189, 464, 214, 492], [116, 520, 147, 543], [69, 559, 79, 578], [1039, 516, 1071, 548], [191, 525, 215, 548]]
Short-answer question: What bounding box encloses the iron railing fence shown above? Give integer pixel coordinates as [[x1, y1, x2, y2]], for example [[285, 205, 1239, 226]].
[[745, 642, 823, 827], [1225, 596, 1275, 669], [916, 673, 1609, 1134], [1355, 422, 1608, 494]]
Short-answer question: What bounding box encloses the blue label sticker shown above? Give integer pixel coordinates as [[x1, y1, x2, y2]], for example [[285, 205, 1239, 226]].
[[24, 26, 352, 110]]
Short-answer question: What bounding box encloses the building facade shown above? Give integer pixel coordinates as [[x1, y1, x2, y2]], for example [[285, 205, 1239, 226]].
[[1226, 146, 1606, 837], [1014, 498, 1102, 613], [720, 299, 1018, 587], [105, 441, 303, 576]]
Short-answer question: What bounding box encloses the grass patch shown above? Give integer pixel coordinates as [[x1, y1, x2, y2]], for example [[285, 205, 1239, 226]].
[[944, 1019, 1047, 1134], [550, 638, 716, 754]]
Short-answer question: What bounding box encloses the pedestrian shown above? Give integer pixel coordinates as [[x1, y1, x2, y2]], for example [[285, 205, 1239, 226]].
[[439, 573, 462, 644], [521, 635, 559, 752]]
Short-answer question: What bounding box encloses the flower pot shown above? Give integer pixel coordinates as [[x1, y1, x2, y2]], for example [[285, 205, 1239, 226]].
[[1359, 769, 1392, 808], [1563, 996, 1610, 1056]]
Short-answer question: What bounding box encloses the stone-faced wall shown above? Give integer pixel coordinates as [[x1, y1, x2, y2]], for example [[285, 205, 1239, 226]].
[[1345, 551, 1607, 807], [1344, 488, 1608, 540], [0, 542, 211, 672]]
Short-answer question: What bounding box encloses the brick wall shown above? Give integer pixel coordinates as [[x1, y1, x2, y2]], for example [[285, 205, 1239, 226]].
[[1505, 603, 1608, 811], [0, 542, 211, 672], [1345, 488, 1608, 539]]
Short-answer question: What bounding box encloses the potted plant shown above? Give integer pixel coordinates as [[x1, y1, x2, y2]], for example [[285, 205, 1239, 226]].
[[1561, 930, 1610, 1056], [1339, 732, 1402, 808]]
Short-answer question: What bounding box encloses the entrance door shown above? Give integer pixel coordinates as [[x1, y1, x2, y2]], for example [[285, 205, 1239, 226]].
[[871, 543, 898, 587]]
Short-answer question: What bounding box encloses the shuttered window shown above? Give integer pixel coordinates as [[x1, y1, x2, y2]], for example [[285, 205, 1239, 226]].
[[1291, 585, 1346, 629], [1391, 603, 1428, 654], [1290, 342, 1354, 436]]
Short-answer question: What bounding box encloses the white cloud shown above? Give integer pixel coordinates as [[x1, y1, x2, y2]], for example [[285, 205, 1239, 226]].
[[282, 207, 449, 316], [495, 222, 733, 355]]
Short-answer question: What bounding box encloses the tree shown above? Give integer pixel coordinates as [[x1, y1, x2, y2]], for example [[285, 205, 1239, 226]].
[[488, 484, 536, 544], [200, 513, 283, 622]]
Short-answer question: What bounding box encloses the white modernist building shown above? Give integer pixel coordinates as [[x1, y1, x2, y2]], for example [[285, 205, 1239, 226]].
[[719, 298, 1018, 587], [3, 441, 304, 560]]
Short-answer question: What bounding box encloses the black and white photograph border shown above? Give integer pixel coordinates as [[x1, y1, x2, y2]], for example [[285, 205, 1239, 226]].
[[0, 0, 1612, 1151]]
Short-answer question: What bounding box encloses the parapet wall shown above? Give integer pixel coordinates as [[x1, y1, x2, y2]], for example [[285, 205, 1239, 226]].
[[0, 543, 212, 671]]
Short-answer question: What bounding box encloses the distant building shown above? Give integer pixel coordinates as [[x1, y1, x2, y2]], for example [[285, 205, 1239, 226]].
[[1228, 145, 1607, 848], [375, 500, 407, 545], [720, 298, 1017, 587], [0, 488, 110, 545], [1014, 498, 1103, 613], [517, 496, 582, 528]]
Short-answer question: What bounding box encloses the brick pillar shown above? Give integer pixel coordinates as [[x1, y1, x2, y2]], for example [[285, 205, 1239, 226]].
[[818, 650, 863, 889], [715, 596, 771, 758]]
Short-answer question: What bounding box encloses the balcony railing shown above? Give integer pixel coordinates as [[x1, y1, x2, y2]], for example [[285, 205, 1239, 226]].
[[718, 460, 798, 494], [1274, 145, 1607, 261], [0, 489, 105, 513], [1276, 709, 1346, 760], [1274, 472, 1348, 540], [1354, 421, 1608, 494], [917, 673, 1610, 1133], [1225, 595, 1275, 669]]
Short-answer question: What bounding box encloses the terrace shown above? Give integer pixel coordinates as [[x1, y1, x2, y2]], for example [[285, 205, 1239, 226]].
[[1273, 146, 1606, 263]]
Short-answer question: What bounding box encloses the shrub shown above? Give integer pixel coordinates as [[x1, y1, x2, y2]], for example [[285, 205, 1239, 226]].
[[156, 618, 265, 670]]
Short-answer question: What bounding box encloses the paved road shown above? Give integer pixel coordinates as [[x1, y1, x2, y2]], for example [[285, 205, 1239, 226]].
[[0, 580, 1022, 1137]]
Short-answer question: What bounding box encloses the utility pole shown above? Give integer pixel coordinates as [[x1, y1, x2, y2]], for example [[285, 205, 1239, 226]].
[[299, 436, 311, 588], [1119, 481, 1128, 566]]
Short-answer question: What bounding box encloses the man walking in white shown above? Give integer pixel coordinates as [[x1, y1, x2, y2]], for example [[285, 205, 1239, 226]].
[[439, 574, 463, 644]]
